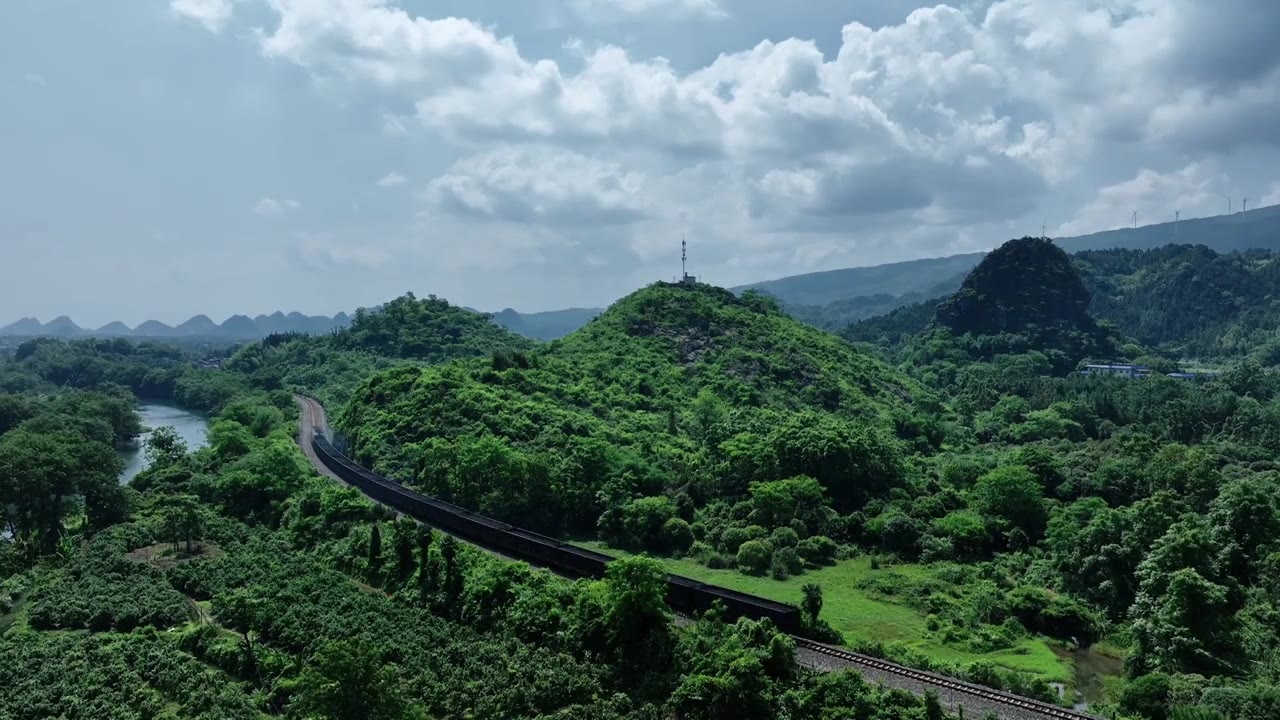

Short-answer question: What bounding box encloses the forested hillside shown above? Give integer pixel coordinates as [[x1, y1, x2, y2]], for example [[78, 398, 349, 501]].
[[339, 283, 937, 543], [740, 205, 1280, 321], [846, 243, 1280, 365], [1078, 245, 1280, 360], [0, 319, 955, 720], [227, 292, 535, 407], [9, 242, 1280, 719], [331, 247, 1280, 719]]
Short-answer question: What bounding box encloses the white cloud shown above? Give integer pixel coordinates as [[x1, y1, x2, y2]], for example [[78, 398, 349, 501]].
[[188, 0, 1280, 282], [1057, 163, 1228, 237], [170, 0, 235, 33], [424, 147, 650, 226], [376, 171, 407, 187], [252, 197, 301, 216], [571, 0, 727, 21]]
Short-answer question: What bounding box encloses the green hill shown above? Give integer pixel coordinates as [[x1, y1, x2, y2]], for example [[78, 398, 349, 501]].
[[845, 243, 1280, 363], [936, 238, 1103, 341], [1076, 245, 1280, 360], [740, 206, 1280, 327], [843, 238, 1116, 372], [337, 282, 939, 543], [227, 293, 534, 407]]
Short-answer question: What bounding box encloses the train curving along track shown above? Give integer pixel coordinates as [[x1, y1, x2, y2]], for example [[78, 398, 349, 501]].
[[293, 395, 1098, 720]]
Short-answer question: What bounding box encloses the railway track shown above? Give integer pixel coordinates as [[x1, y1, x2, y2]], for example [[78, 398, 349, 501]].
[[794, 638, 1098, 720], [293, 395, 1098, 720]]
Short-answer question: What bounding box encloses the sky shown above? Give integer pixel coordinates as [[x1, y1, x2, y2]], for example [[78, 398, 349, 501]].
[[2, 0, 1279, 327]]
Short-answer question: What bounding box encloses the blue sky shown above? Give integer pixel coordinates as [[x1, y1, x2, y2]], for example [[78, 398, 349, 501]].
[[2, 0, 1279, 327]]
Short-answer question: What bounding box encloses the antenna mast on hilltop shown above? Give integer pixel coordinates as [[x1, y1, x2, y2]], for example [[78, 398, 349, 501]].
[[1243, 197, 1250, 214], [679, 235, 698, 285], [1132, 210, 1138, 229]]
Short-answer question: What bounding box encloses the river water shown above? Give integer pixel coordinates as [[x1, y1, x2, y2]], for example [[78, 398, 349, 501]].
[[118, 403, 210, 484], [1051, 645, 1125, 710]]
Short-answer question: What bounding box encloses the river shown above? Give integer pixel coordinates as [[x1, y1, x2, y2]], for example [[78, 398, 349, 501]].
[[118, 403, 210, 484], [1051, 645, 1125, 711]]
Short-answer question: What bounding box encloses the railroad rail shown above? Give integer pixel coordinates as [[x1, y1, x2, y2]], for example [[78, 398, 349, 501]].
[[294, 395, 1098, 720], [794, 638, 1098, 720]]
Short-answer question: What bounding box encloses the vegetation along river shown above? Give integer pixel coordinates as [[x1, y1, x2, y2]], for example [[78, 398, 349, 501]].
[[118, 403, 209, 484]]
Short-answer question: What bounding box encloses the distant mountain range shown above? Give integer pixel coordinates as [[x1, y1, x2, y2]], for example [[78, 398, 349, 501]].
[[737, 205, 1280, 329], [6, 205, 1278, 342], [0, 311, 353, 340]]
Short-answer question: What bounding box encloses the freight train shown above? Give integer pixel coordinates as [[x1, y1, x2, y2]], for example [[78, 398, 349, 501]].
[[312, 433, 802, 633]]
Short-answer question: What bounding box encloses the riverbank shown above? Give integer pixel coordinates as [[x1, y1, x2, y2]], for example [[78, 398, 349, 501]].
[[118, 403, 209, 484]]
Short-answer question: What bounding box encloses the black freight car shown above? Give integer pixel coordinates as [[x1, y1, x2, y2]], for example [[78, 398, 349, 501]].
[[312, 434, 801, 633]]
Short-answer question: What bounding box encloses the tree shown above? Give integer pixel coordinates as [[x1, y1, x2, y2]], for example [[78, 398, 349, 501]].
[[0, 429, 111, 550], [145, 426, 188, 469], [972, 465, 1046, 541], [292, 639, 415, 720], [367, 523, 383, 582], [158, 494, 203, 553], [441, 535, 462, 614], [736, 540, 771, 575], [801, 583, 823, 626], [208, 419, 255, 462], [1209, 476, 1280, 585], [393, 519, 416, 583], [602, 556, 675, 684], [1130, 518, 1237, 675]]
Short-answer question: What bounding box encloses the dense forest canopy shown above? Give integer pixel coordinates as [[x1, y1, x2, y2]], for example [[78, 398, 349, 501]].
[[8, 235, 1280, 719], [337, 282, 938, 538], [0, 330, 956, 720], [844, 242, 1280, 366], [226, 292, 535, 408]]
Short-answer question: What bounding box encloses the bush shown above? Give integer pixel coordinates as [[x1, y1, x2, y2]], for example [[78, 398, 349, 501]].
[[771, 547, 803, 579], [661, 517, 695, 554], [796, 535, 837, 565], [706, 553, 737, 570], [736, 540, 771, 575], [769, 526, 799, 549], [720, 526, 752, 554]]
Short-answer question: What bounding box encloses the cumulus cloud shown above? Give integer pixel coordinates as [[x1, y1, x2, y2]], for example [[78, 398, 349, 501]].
[[189, 0, 1280, 280], [571, 0, 727, 21], [1057, 164, 1228, 237], [376, 171, 407, 187], [170, 0, 234, 33], [424, 147, 650, 227], [252, 197, 301, 216]]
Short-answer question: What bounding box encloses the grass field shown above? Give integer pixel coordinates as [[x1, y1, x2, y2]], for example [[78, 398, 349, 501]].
[[578, 542, 1073, 683]]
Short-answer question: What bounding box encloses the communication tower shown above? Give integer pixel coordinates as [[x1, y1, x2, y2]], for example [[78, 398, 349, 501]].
[[680, 235, 697, 285]]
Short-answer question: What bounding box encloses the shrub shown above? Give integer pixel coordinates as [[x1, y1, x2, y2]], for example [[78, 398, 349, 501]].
[[769, 526, 799, 549], [661, 518, 695, 554], [736, 540, 771, 575], [780, 546, 802, 574], [719, 526, 752, 555], [796, 535, 837, 565]]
